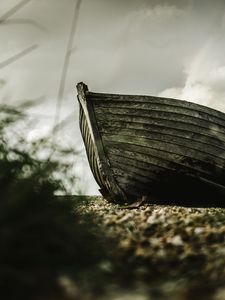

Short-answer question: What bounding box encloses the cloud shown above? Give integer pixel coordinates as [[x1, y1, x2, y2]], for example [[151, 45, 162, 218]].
[[91, 2, 188, 94], [159, 33, 225, 112], [2, 0, 225, 194], [134, 3, 185, 21]]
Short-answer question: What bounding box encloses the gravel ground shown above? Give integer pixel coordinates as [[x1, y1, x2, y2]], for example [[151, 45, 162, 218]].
[[74, 196, 225, 300]]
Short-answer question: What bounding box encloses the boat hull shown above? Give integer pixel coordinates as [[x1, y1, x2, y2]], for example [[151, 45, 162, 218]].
[[77, 82, 225, 204]]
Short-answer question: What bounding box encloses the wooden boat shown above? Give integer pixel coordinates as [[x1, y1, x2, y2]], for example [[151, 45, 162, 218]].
[[77, 82, 225, 205]]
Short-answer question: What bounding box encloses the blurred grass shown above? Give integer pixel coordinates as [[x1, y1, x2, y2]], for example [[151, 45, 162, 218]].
[[0, 104, 114, 300], [0, 2, 114, 299]]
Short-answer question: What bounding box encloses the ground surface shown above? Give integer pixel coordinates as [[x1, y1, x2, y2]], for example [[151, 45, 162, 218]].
[[74, 196, 225, 300]]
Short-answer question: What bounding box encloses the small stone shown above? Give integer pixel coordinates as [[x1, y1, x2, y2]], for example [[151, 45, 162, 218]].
[[194, 227, 205, 235], [117, 214, 131, 224], [149, 237, 162, 247], [147, 212, 159, 224], [169, 235, 183, 246], [119, 238, 133, 249], [135, 247, 150, 257]]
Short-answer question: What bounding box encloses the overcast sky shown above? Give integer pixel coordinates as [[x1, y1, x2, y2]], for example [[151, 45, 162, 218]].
[[1, 0, 225, 193]]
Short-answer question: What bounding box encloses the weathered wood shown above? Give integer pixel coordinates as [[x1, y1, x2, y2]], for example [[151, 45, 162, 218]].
[[77, 82, 225, 203], [95, 108, 225, 135], [106, 147, 224, 184], [89, 92, 225, 121], [103, 135, 225, 170], [114, 175, 153, 194], [108, 150, 205, 176], [99, 120, 225, 147], [100, 123, 225, 152], [101, 127, 225, 159], [94, 101, 225, 127], [111, 159, 160, 181], [77, 83, 126, 202]]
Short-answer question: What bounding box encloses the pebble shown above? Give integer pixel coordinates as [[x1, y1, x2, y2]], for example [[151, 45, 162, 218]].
[[169, 235, 184, 246], [76, 196, 225, 300]]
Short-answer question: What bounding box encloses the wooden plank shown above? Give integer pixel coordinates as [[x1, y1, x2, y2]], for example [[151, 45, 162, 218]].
[[89, 92, 225, 121], [101, 128, 225, 160], [106, 148, 218, 180], [79, 106, 104, 187], [111, 159, 161, 182], [96, 112, 225, 139], [94, 100, 225, 127], [110, 154, 225, 191], [99, 120, 225, 147], [95, 107, 225, 134], [113, 174, 153, 195], [105, 140, 225, 177], [77, 82, 127, 202], [109, 150, 200, 175], [99, 122, 225, 151], [103, 134, 225, 169]]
